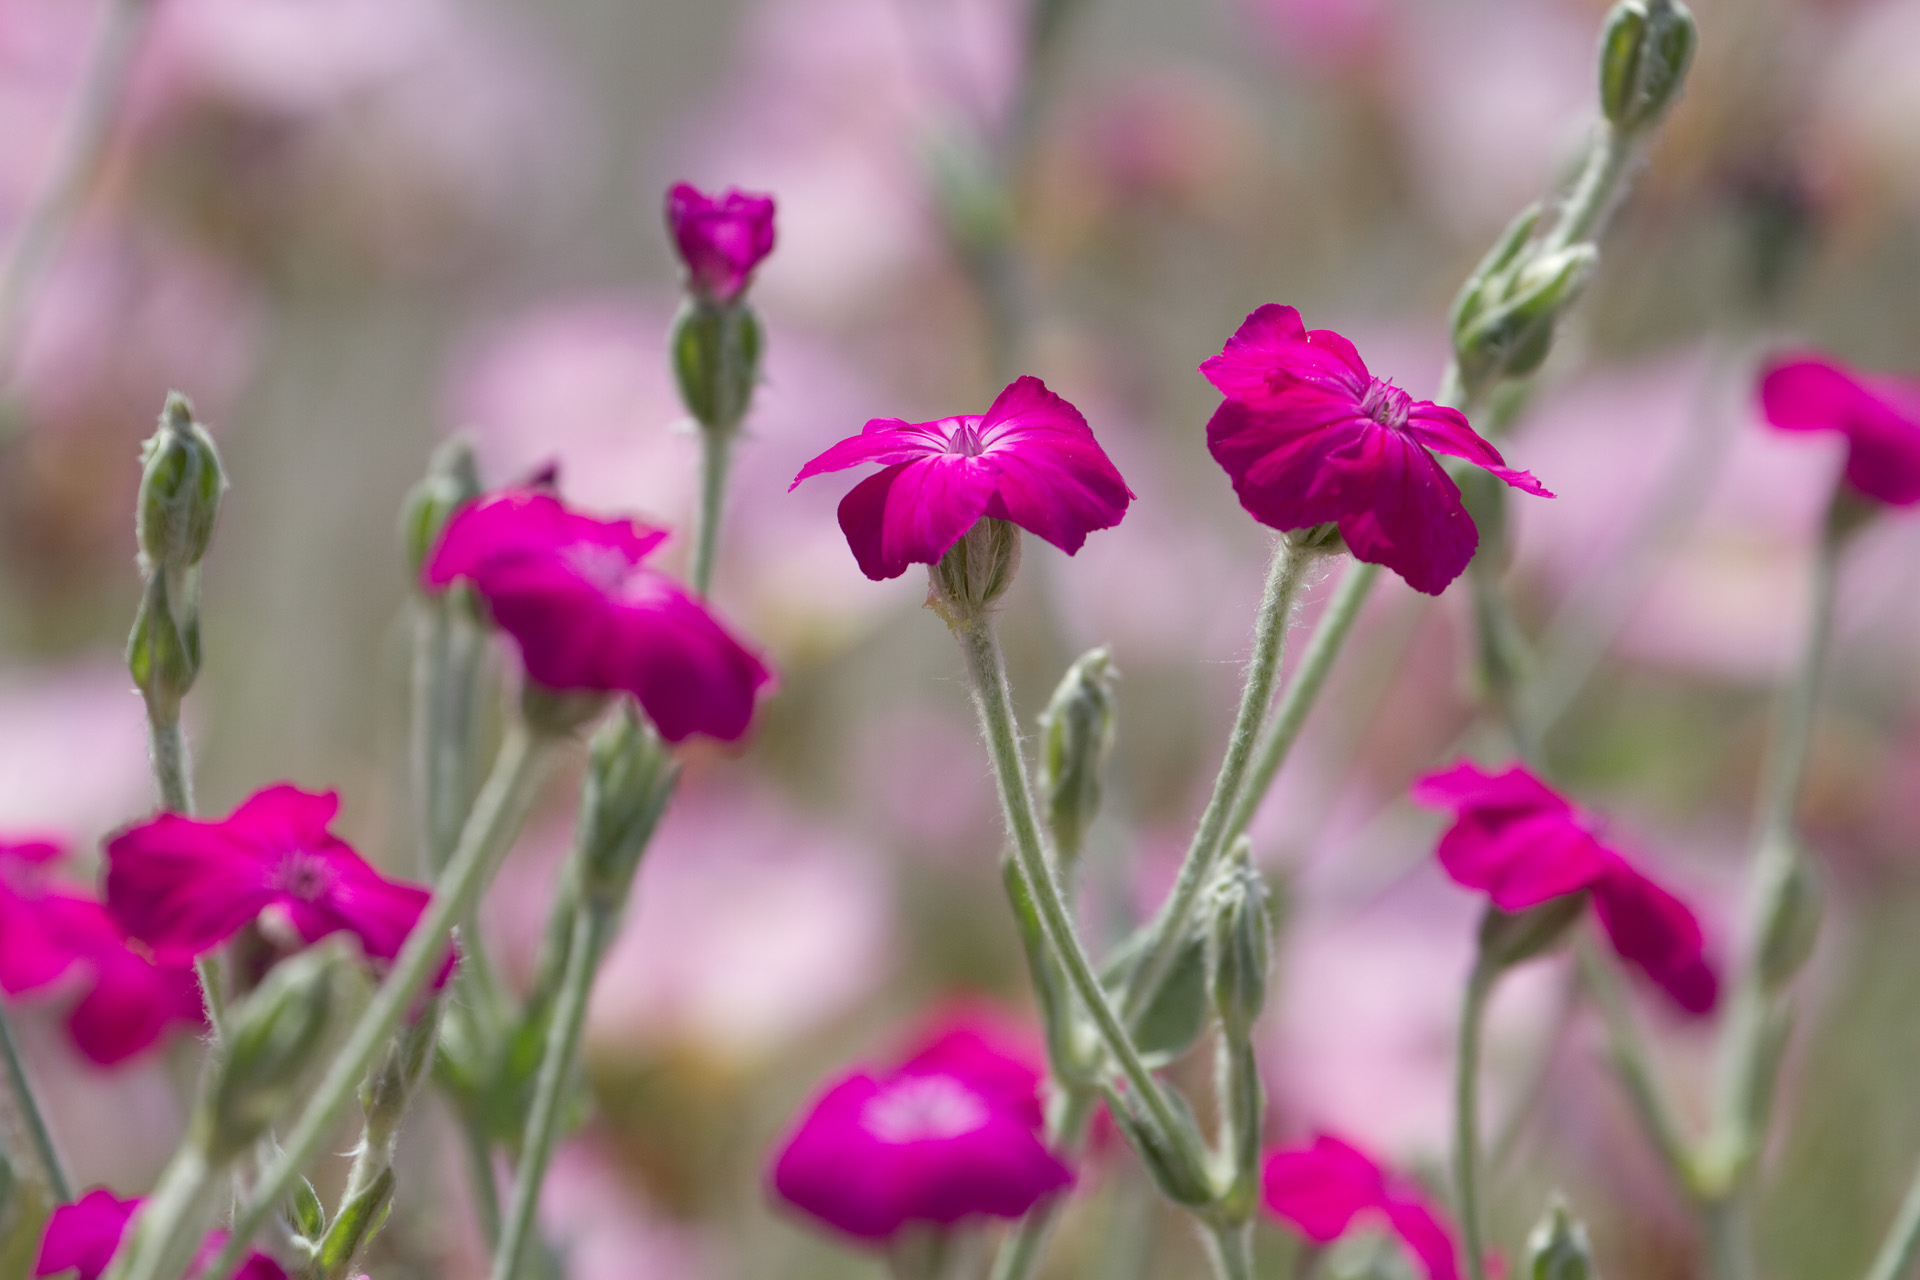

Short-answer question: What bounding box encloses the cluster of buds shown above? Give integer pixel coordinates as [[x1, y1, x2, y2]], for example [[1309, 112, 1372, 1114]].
[[127, 394, 226, 729]]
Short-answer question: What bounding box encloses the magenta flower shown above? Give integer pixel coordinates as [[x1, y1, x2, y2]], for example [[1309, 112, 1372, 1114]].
[[1759, 352, 1920, 507], [0, 842, 204, 1066], [770, 1018, 1074, 1242], [790, 376, 1135, 581], [424, 489, 773, 742], [1202, 305, 1551, 595], [1411, 762, 1718, 1014], [666, 183, 777, 305], [1262, 1135, 1460, 1280], [36, 1188, 286, 1280], [105, 786, 436, 972]]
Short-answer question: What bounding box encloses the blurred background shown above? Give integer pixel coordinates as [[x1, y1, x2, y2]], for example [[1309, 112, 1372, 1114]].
[[2, 0, 1919, 1276]]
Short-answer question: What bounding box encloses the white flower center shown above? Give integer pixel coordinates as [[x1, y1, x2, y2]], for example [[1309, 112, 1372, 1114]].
[[860, 1074, 992, 1143]]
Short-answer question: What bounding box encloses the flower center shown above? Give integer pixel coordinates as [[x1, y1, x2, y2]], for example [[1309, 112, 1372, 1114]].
[[860, 1073, 992, 1143], [945, 417, 989, 458], [1359, 379, 1412, 431], [272, 849, 336, 903]]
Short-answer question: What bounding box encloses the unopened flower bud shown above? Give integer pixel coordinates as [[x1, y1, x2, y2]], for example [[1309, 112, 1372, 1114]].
[[1106, 1086, 1215, 1208], [929, 517, 1022, 626], [1478, 895, 1587, 974], [1524, 1197, 1594, 1280], [127, 574, 202, 723], [198, 944, 343, 1161], [401, 438, 481, 585], [1599, 0, 1697, 134], [1756, 843, 1821, 994], [317, 1166, 395, 1280], [665, 183, 775, 307], [1037, 647, 1118, 863], [671, 298, 763, 431], [520, 683, 610, 739], [1207, 838, 1273, 1043], [1450, 203, 1545, 341], [136, 393, 225, 576], [1454, 245, 1598, 391], [360, 993, 441, 1154], [577, 702, 679, 917]]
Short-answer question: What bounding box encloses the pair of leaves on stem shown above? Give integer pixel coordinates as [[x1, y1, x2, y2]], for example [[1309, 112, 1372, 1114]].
[[284, 1168, 391, 1280]]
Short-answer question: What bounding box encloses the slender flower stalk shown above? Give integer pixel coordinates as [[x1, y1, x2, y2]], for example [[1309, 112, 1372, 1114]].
[[0, 999, 71, 1203], [1202, 1222, 1256, 1280], [1453, 959, 1496, 1280], [1574, 939, 1695, 1191], [199, 726, 553, 1280], [1862, 1157, 1920, 1280], [692, 429, 735, 598]]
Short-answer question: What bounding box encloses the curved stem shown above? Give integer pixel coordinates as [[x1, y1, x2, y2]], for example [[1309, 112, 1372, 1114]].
[[690, 427, 734, 599], [202, 727, 551, 1280], [1541, 123, 1633, 255], [1454, 961, 1495, 1280], [0, 1000, 70, 1203], [491, 904, 609, 1280], [1122, 538, 1310, 1023], [1862, 1155, 1920, 1280]]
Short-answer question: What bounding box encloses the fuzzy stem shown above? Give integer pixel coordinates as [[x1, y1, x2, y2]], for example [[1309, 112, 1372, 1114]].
[[201, 727, 551, 1280], [1122, 538, 1310, 1023], [1454, 960, 1495, 1280], [107, 1145, 215, 1280], [690, 427, 735, 599], [147, 700, 231, 1042], [1542, 123, 1634, 255], [462, 1119, 503, 1250], [0, 1001, 70, 1203]]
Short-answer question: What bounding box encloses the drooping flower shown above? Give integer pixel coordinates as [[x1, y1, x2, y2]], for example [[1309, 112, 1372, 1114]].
[[1262, 1135, 1460, 1280], [105, 785, 435, 971], [1411, 761, 1718, 1014], [790, 376, 1134, 581], [1202, 305, 1551, 595], [1759, 351, 1920, 507], [770, 1016, 1074, 1241], [35, 1187, 287, 1280], [0, 842, 204, 1066], [423, 489, 773, 742], [666, 183, 777, 306]]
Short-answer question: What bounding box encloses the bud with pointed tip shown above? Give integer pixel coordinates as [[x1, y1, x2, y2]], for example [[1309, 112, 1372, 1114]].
[[1454, 245, 1599, 393], [1524, 1197, 1594, 1280], [1599, 0, 1697, 134], [136, 393, 225, 576], [1037, 647, 1118, 864], [197, 944, 343, 1161], [1207, 838, 1273, 1043]]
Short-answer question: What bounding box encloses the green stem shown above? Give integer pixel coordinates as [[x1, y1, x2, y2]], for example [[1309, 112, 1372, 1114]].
[[956, 616, 1193, 1166], [1203, 1220, 1256, 1280], [1575, 939, 1694, 1191], [106, 1145, 216, 1280], [147, 706, 231, 1041], [1454, 961, 1495, 1280], [462, 1119, 503, 1250], [1862, 1155, 1920, 1280], [1122, 538, 1311, 1023], [1542, 123, 1633, 254], [0, 1000, 70, 1203], [491, 904, 610, 1280], [1223, 559, 1382, 844], [986, 1086, 1097, 1280], [690, 427, 734, 599], [201, 727, 552, 1280]]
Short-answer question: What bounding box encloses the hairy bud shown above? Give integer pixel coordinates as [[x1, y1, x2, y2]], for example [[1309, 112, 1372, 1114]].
[[1037, 647, 1118, 863], [1207, 838, 1274, 1043], [1524, 1197, 1595, 1280], [577, 702, 679, 917], [401, 438, 481, 585], [671, 298, 763, 432], [1599, 0, 1697, 134], [198, 944, 342, 1161], [136, 393, 225, 576], [929, 517, 1022, 626]]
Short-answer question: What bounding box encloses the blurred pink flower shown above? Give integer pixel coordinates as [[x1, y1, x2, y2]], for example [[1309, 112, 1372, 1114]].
[[666, 184, 777, 305], [1203, 304, 1549, 595], [1760, 351, 1920, 507], [105, 785, 435, 969], [538, 1144, 710, 1280], [770, 1016, 1071, 1241], [1413, 761, 1718, 1014], [1262, 1134, 1459, 1280], [0, 660, 152, 844], [425, 489, 773, 742], [35, 1187, 286, 1280], [792, 376, 1134, 580]]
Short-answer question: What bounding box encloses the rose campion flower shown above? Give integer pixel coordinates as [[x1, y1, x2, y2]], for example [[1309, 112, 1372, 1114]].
[[36, 1188, 286, 1280], [790, 376, 1134, 581], [770, 1017, 1073, 1241], [424, 489, 773, 742], [1759, 351, 1920, 507], [666, 183, 777, 305], [1202, 305, 1551, 595], [0, 842, 204, 1065], [105, 786, 435, 970], [1411, 762, 1718, 1014], [1262, 1134, 1460, 1280]]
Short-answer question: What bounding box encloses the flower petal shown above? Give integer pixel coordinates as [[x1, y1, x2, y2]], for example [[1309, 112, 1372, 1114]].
[[1206, 399, 1368, 532], [1590, 861, 1718, 1015], [1201, 305, 1371, 403], [835, 457, 996, 581], [975, 377, 1133, 554], [1260, 1135, 1386, 1242], [1327, 427, 1480, 596], [1404, 404, 1553, 497], [791, 418, 953, 489], [35, 1190, 136, 1280]]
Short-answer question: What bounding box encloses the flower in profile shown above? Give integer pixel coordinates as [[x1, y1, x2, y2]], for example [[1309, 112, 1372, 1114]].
[[1759, 351, 1920, 507], [1202, 305, 1551, 595], [36, 1187, 286, 1280], [424, 489, 773, 742], [666, 183, 777, 305], [1262, 1134, 1460, 1280], [0, 842, 204, 1066], [790, 376, 1134, 581], [105, 786, 434, 971], [770, 1015, 1073, 1241], [1411, 761, 1717, 1014]]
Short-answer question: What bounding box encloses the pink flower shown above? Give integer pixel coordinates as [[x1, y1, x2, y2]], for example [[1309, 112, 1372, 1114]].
[[666, 183, 777, 305], [1262, 1134, 1460, 1280], [790, 376, 1134, 581], [0, 842, 204, 1066], [35, 1188, 286, 1280], [423, 489, 773, 742], [1202, 305, 1551, 595], [1411, 762, 1718, 1014], [1759, 352, 1920, 507], [104, 786, 434, 970], [770, 1017, 1073, 1241]]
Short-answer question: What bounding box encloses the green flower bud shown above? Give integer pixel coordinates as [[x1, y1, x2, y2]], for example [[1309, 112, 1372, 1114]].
[[1105, 1085, 1215, 1208], [1756, 843, 1821, 994], [1477, 895, 1587, 974], [1449, 203, 1545, 340], [1524, 1197, 1595, 1280], [928, 517, 1022, 627], [671, 298, 763, 431], [1454, 245, 1598, 393], [1599, 0, 1698, 133], [1036, 646, 1118, 863], [360, 993, 442, 1155], [576, 702, 679, 917], [401, 438, 481, 584], [520, 684, 610, 738], [127, 573, 201, 724], [1207, 838, 1273, 1043], [135, 393, 225, 576], [317, 1167, 395, 1280], [197, 945, 343, 1162]]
